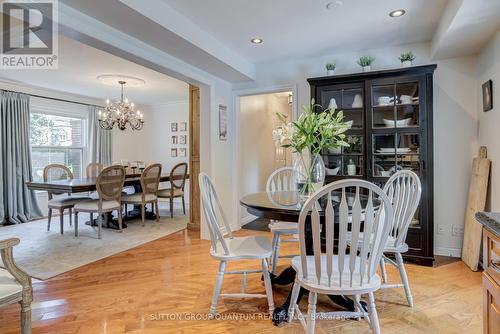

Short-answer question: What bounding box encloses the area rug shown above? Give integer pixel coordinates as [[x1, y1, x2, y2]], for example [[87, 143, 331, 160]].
[[0, 212, 187, 280]]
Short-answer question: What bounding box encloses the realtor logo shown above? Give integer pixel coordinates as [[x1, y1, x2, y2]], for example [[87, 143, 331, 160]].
[[1, 0, 58, 69]]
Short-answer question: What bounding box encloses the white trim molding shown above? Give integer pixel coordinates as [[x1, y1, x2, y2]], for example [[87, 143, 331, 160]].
[[434, 246, 461, 258]]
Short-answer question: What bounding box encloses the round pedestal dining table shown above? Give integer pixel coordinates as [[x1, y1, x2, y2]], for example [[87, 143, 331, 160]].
[[240, 190, 373, 326]]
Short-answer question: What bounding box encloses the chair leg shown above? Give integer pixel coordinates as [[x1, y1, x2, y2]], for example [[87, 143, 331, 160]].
[[368, 292, 381, 334], [68, 208, 72, 227], [155, 200, 160, 221], [261, 258, 275, 316], [269, 233, 278, 273], [97, 211, 103, 239], [47, 208, 52, 231], [74, 211, 79, 237], [271, 232, 281, 274], [141, 204, 146, 226], [90, 213, 94, 224], [380, 257, 388, 284], [209, 260, 226, 318], [182, 196, 186, 214], [125, 204, 128, 217], [396, 252, 414, 307], [170, 198, 174, 218], [19, 300, 31, 334], [118, 208, 123, 232], [59, 209, 64, 235], [306, 291, 317, 334], [288, 280, 301, 323]]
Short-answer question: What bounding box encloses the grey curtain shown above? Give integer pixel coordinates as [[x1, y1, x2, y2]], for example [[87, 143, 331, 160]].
[[88, 105, 112, 165], [0, 90, 42, 225]]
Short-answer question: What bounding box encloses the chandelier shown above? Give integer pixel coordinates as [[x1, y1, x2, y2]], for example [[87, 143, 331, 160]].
[[98, 80, 144, 131]]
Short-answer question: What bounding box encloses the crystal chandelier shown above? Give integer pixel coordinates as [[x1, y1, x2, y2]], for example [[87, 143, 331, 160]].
[[98, 80, 144, 131]]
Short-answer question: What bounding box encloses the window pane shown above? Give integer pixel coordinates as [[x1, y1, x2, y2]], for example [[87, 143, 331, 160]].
[[31, 147, 83, 182], [30, 113, 84, 147]]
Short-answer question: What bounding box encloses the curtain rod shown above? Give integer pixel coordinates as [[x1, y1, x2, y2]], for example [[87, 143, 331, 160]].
[[1, 89, 104, 108]]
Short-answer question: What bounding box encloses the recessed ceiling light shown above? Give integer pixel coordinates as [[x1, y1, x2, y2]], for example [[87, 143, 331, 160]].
[[250, 38, 263, 44], [326, 1, 343, 10], [389, 9, 406, 17]]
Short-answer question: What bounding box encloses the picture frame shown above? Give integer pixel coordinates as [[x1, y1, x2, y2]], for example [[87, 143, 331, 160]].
[[179, 148, 186, 157], [219, 104, 227, 141], [171, 148, 178, 157], [482, 80, 493, 112], [171, 135, 178, 145], [179, 122, 187, 132], [171, 122, 178, 132], [179, 135, 187, 145]]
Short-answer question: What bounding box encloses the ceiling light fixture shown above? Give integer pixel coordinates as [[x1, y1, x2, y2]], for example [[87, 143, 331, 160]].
[[389, 9, 406, 17], [98, 80, 144, 131], [250, 38, 263, 44], [326, 1, 343, 10]]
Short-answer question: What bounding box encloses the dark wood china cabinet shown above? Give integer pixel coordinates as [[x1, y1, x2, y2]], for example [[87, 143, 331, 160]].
[[308, 64, 437, 266]]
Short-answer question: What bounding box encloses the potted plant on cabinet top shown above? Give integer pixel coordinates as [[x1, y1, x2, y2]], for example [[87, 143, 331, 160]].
[[357, 56, 375, 72], [272, 99, 350, 199], [326, 63, 336, 76], [399, 51, 415, 67]]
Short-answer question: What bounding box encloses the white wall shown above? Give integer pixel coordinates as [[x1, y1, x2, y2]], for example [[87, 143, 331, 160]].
[[478, 31, 500, 211], [239, 93, 292, 223], [234, 42, 479, 257]]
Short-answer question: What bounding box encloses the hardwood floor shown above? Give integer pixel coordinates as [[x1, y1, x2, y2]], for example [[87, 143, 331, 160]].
[[0, 229, 482, 333]]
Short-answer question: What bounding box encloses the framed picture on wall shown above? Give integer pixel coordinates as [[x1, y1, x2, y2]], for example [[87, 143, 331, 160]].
[[179, 122, 187, 131], [171, 135, 178, 145], [179, 148, 186, 157], [219, 104, 228, 141], [171, 148, 178, 157], [179, 135, 187, 145], [171, 122, 178, 132], [482, 80, 493, 112]]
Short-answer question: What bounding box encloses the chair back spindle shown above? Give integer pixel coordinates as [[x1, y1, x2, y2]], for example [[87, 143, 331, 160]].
[[266, 167, 297, 193], [199, 173, 233, 256], [383, 170, 422, 248], [297, 179, 393, 289]]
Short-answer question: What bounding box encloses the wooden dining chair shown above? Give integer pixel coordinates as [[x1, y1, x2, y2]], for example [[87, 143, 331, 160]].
[[199, 173, 274, 318], [43, 164, 91, 234], [86, 162, 103, 178], [158, 163, 188, 218], [266, 167, 299, 274], [0, 238, 32, 334], [121, 163, 162, 225], [73, 166, 126, 239], [287, 179, 394, 334]]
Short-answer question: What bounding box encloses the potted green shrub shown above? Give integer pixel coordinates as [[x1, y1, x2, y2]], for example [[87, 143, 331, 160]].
[[357, 56, 375, 72], [399, 51, 415, 67], [326, 63, 336, 76]]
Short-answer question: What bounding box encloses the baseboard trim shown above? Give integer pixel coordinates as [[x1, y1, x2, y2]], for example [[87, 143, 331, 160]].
[[434, 246, 461, 258]]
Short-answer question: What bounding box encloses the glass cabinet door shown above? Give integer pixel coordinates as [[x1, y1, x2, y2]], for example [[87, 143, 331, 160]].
[[320, 84, 365, 179]]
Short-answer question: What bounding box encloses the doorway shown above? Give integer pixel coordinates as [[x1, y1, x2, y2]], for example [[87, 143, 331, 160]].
[[237, 90, 294, 227]]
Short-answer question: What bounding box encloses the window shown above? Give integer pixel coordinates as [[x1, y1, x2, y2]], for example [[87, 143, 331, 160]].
[[30, 112, 86, 182]]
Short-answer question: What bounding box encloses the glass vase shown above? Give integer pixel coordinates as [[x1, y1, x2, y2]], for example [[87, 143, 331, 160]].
[[293, 151, 326, 199]]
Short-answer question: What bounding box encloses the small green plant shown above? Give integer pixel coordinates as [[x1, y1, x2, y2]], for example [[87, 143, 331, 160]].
[[357, 55, 375, 67], [399, 51, 416, 62], [326, 63, 336, 71]]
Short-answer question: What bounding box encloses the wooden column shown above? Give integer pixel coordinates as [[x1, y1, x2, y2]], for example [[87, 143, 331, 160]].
[[188, 85, 201, 231]]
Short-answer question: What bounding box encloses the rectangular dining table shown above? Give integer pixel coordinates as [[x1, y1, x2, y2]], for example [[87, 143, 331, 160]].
[[26, 172, 189, 228], [26, 173, 189, 193]]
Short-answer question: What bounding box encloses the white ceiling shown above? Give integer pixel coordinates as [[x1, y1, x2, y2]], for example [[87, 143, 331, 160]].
[[0, 35, 189, 106], [164, 0, 449, 63]]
